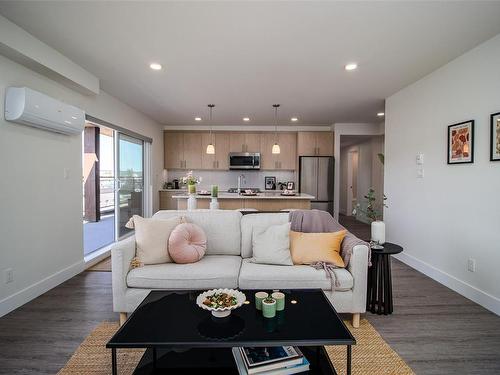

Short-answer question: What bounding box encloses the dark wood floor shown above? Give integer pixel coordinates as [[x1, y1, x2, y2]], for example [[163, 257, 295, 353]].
[[0, 217, 499, 374]]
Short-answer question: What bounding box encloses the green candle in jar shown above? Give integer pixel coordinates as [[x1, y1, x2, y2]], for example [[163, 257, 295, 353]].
[[211, 185, 218, 198]]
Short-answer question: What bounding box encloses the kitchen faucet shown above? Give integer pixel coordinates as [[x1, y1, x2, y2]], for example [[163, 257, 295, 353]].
[[237, 174, 246, 194]]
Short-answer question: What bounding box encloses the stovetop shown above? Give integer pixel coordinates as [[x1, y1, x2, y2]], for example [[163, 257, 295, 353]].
[[227, 187, 261, 193]]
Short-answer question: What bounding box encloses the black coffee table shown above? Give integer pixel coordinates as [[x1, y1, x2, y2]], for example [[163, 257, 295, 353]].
[[107, 289, 355, 374]]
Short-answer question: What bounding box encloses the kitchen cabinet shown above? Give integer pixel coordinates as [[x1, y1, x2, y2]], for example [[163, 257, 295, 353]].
[[277, 132, 297, 170], [164, 132, 202, 169], [164, 132, 184, 169], [183, 132, 202, 169], [159, 191, 179, 210], [297, 131, 333, 156], [260, 132, 296, 170], [201, 132, 230, 170], [230, 132, 261, 153]]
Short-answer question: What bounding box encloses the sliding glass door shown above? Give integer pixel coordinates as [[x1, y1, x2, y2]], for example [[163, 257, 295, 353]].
[[116, 133, 144, 238]]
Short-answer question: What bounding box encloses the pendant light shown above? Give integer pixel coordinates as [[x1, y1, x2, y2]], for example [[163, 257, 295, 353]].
[[206, 104, 215, 154], [272, 104, 281, 154]]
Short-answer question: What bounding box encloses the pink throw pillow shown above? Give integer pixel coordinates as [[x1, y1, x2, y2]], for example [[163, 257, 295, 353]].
[[168, 223, 207, 264]]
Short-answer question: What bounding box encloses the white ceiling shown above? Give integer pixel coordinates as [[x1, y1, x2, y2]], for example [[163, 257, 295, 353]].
[[1, 1, 500, 126]]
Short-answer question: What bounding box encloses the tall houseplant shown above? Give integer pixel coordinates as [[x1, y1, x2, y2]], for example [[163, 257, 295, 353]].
[[353, 188, 388, 244]]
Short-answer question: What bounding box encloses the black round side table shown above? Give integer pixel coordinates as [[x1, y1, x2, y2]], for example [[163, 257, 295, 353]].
[[366, 242, 403, 315]]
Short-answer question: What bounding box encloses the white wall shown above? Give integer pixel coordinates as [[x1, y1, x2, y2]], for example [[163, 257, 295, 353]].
[[0, 54, 163, 317], [385, 34, 500, 315]]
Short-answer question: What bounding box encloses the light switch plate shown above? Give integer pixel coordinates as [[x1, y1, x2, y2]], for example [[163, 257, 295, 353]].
[[416, 153, 424, 165]]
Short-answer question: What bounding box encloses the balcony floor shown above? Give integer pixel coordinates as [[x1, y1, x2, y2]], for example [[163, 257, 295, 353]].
[[83, 214, 114, 256]]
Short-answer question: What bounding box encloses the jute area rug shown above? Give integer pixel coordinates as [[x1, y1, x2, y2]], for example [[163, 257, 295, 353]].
[[58, 319, 413, 375]]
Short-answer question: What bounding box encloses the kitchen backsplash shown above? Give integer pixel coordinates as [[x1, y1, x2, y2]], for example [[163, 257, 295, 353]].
[[165, 170, 296, 190]]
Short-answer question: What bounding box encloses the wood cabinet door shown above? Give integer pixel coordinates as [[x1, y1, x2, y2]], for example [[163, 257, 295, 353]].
[[229, 132, 245, 152], [183, 132, 202, 169], [245, 133, 261, 153], [215, 132, 230, 170], [260, 132, 277, 170], [297, 132, 317, 156], [201, 132, 215, 169], [164, 132, 184, 169], [159, 191, 178, 210], [277, 132, 297, 170], [316, 132, 334, 156]]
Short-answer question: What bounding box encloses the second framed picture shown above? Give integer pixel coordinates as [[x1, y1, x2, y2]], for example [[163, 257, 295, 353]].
[[490, 112, 500, 161], [447, 120, 474, 164]]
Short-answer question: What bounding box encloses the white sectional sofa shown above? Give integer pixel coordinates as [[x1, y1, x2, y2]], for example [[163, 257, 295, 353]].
[[112, 210, 369, 327]]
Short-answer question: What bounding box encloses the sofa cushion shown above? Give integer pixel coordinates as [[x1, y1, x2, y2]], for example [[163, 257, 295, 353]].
[[153, 210, 242, 256], [127, 255, 241, 289], [252, 222, 293, 266], [241, 213, 289, 258], [168, 223, 206, 264], [238, 258, 353, 291]]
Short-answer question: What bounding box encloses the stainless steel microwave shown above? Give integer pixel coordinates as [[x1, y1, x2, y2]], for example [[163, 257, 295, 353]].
[[229, 152, 261, 170]]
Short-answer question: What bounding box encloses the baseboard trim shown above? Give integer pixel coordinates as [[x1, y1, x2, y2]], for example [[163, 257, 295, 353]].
[[394, 252, 500, 316], [0, 260, 85, 318]]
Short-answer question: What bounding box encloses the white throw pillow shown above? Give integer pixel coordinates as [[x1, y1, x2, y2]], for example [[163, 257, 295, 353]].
[[126, 215, 184, 265], [251, 222, 293, 266]]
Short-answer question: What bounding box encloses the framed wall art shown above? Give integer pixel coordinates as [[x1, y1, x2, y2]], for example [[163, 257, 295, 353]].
[[447, 120, 474, 164], [490, 112, 500, 161]]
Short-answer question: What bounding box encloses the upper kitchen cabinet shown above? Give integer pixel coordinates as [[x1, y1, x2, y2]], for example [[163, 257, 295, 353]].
[[164, 131, 202, 169], [277, 132, 297, 169], [260, 132, 297, 170], [164, 132, 184, 169], [297, 131, 334, 156], [202, 132, 230, 170], [229, 132, 261, 153], [183, 132, 202, 169]]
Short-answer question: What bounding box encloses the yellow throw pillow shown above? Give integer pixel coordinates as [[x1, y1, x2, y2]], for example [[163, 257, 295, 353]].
[[289, 230, 346, 267]]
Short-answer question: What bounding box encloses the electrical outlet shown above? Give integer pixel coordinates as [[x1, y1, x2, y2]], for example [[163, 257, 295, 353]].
[[4, 268, 13, 284], [467, 258, 476, 272]]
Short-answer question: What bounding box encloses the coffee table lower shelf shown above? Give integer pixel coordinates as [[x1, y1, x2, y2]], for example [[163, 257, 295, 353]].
[[116, 345, 351, 375]]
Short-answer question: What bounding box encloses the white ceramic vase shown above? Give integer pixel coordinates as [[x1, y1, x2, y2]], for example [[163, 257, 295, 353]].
[[187, 194, 197, 211], [209, 198, 219, 210], [371, 220, 385, 244]]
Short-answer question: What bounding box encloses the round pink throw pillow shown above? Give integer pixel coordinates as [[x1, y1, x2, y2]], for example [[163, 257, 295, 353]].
[[168, 223, 207, 264]]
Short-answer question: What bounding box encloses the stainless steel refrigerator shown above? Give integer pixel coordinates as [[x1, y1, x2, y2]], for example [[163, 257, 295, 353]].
[[299, 156, 334, 215]]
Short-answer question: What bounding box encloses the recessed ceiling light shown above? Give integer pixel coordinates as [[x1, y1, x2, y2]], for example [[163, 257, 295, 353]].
[[195, 117, 202, 121], [345, 63, 358, 71], [243, 117, 250, 122], [377, 112, 385, 117], [291, 117, 298, 122], [149, 63, 162, 70]]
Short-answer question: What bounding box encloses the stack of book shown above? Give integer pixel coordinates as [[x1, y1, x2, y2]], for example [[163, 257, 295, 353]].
[[232, 346, 310, 375]]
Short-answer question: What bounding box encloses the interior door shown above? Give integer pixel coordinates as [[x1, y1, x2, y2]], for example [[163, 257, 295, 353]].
[[116, 133, 144, 238]]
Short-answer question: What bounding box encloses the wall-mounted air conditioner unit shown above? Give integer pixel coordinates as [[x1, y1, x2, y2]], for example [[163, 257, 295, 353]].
[[4, 87, 85, 135]]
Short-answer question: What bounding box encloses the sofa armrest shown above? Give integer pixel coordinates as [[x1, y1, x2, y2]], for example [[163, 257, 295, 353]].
[[111, 235, 135, 312], [347, 244, 369, 313]]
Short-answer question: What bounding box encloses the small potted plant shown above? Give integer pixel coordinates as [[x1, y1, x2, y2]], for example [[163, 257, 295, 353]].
[[181, 171, 202, 210], [262, 297, 277, 318], [353, 188, 388, 245]]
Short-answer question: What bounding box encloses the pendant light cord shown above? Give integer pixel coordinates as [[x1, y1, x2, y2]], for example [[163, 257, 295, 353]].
[[273, 104, 280, 142]]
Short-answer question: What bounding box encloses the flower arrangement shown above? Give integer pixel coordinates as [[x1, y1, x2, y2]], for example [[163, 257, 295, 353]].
[[181, 171, 202, 186], [352, 188, 388, 222]]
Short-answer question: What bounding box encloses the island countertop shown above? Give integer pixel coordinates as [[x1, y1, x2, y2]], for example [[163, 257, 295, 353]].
[[171, 192, 315, 200]]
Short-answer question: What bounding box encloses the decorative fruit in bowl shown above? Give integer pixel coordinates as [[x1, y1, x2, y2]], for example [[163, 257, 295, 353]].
[[196, 289, 246, 318]]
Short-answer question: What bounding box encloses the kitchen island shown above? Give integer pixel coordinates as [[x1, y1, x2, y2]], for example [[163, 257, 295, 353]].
[[166, 191, 314, 210]]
